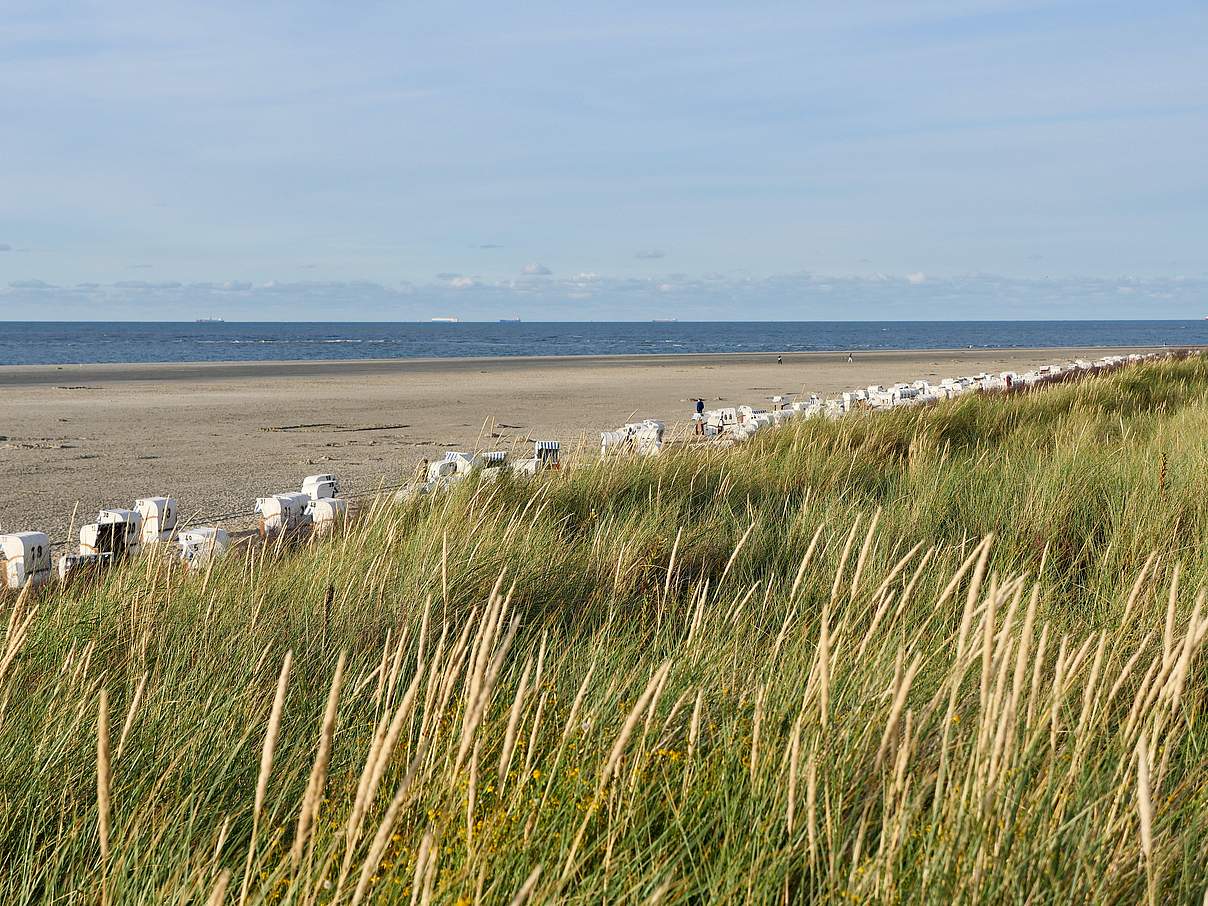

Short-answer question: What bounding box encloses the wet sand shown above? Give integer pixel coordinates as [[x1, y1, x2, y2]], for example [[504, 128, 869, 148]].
[[0, 347, 1163, 541]]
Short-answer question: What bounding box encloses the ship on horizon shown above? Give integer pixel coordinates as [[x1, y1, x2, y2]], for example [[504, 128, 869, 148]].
[[195, 317, 225, 324]]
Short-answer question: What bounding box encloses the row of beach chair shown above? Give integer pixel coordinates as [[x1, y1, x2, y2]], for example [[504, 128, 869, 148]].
[[697, 352, 1158, 445]]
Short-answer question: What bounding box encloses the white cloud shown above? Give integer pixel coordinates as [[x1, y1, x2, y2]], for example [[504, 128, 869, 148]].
[[906, 272, 927, 285], [3, 272, 1207, 321], [521, 262, 552, 276], [436, 272, 484, 288], [113, 280, 182, 289]]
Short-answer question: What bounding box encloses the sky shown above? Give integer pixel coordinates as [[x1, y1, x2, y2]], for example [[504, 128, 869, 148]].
[[1, 0, 1206, 320]]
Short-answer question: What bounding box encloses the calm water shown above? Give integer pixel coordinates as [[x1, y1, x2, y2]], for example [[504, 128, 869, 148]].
[[2, 321, 1206, 366]]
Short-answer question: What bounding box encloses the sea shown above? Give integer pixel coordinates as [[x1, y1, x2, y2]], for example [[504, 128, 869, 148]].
[[2, 321, 1207, 367]]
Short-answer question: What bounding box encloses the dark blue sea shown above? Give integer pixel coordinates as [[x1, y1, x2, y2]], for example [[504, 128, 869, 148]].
[[2, 321, 1206, 366]]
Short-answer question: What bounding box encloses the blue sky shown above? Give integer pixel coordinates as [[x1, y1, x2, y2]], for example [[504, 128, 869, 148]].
[[2, 0, 1206, 319]]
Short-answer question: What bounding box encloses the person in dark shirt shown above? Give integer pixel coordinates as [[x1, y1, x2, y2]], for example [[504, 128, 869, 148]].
[[694, 398, 705, 434]]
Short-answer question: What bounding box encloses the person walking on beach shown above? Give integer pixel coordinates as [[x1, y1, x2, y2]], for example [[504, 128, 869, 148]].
[[847, 352, 854, 363], [777, 355, 783, 365], [694, 397, 705, 434]]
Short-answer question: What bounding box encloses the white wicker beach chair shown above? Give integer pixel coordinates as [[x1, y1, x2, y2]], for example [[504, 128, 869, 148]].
[[0, 532, 51, 590], [134, 497, 178, 544]]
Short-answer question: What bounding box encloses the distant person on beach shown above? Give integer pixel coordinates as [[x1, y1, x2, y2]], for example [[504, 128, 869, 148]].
[[777, 355, 783, 365], [847, 352, 854, 363], [694, 398, 705, 434]]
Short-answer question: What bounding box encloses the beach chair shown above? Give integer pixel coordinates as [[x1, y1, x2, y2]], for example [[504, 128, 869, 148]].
[[134, 497, 178, 544], [427, 457, 460, 482], [57, 552, 114, 581], [302, 474, 340, 501], [424, 452, 474, 486], [512, 458, 540, 476], [447, 452, 481, 475], [309, 498, 349, 535], [600, 430, 629, 457], [1, 532, 52, 591], [256, 492, 311, 539], [177, 527, 231, 570], [81, 509, 144, 557], [514, 440, 561, 476], [535, 440, 560, 468], [737, 405, 767, 424], [704, 407, 736, 433], [473, 451, 509, 483], [866, 389, 893, 409], [633, 421, 664, 456], [790, 397, 821, 417]]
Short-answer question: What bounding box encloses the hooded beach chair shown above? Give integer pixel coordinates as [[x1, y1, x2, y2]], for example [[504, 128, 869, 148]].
[[1, 532, 51, 590]]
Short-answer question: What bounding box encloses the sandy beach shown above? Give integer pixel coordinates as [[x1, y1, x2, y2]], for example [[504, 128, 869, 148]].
[[0, 346, 1161, 541]]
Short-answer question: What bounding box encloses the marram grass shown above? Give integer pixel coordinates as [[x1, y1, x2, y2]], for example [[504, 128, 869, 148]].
[[2, 356, 1208, 903]]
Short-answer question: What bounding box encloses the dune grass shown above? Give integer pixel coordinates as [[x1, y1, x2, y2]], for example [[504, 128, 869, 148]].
[[2, 355, 1208, 903]]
